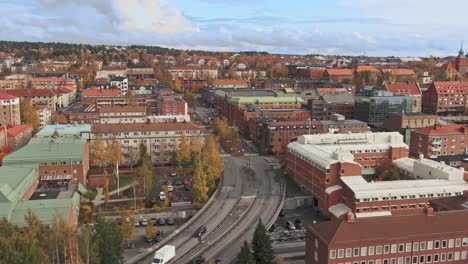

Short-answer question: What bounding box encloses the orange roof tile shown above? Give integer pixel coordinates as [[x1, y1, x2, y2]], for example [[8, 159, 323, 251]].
[[415, 124, 466, 135], [0, 93, 18, 100], [355, 65, 379, 73], [381, 68, 415, 76], [82, 88, 120, 97], [385, 83, 420, 95], [325, 68, 353, 76]]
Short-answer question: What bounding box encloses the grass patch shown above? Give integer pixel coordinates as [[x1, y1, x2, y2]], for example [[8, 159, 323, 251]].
[[110, 175, 134, 192]]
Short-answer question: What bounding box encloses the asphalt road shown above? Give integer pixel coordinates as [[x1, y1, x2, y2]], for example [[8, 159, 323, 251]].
[[202, 155, 284, 263], [138, 156, 253, 264]]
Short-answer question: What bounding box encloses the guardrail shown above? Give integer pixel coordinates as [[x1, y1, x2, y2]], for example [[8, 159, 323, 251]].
[[124, 169, 224, 264], [266, 169, 286, 231]]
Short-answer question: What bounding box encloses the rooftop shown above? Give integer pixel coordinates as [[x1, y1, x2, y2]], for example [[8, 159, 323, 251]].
[[321, 93, 355, 103], [1, 124, 32, 137], [308, 210, 468, 245], [385, 83, 420, 95], [35, 124, 92, 137], [99, 105, 146, 113], [325, 68, 353, 76], [82, 88, 120, 97], [5, 89, 57, 97], [91, 122, 200, 133], [0, 93, 18, 100], [414, 124, 466, 135]]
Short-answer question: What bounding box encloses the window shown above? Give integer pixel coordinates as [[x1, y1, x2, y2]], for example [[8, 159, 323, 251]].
[[384, 245, 390, 254], [461, 251, 467, 260], [455, 238, 461, 247], [361, 247, 367, 256], [426, 255, 432, 263], [361, 262, 367, 264], [427, 241, 433, 250], [330, 250, 337, 259], [354, 248, 360, 257], [376, 260, 382, 264], [441, 240, 447, 248], [454, 252, 460, 261], [399, 244, 405, 252], [434, 241, 440, 249], [419, 255, 424, 263], [405, 257, 411, 264], [440, 253, 446, 262], [338, 249, 344, 258], [369, 246, 375, 256], [369, 261, 374, 264], [377, 246, 383, 255], [433, 254, 439, 262], [346, 248, 352, 258], [448, 239, 454, 248], [391, 259, 396, 264], [463, 238, 468, 246], [412, 256, 418, 264], [413, 242, 419, 251], [447, 253, 452, 261], [420, 242, 426, 251], [398, 257, 403, 264], [384, 260, 389, 264], [406, 243, 412, 252]]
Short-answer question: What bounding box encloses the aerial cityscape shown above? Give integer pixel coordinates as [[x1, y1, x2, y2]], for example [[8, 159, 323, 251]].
[[0, 1, 467, 264]]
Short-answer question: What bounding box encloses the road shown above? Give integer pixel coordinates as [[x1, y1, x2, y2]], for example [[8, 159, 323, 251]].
[[273, 241, 306, 263], [136, 155, 257, 263], [201, 155, 284, 263]]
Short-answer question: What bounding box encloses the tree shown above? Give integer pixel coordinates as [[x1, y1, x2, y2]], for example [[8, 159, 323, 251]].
[[381, 169, 401, 181], [84, 190, 97, 203], [274, 256, 286, 264], [184, 90, 196, 107], [251, 219, 274, 264], [176, 131, 192, 165], [49, 212, 82, 264], [54, 113, 68, 123], [192, 156, 209, 204], [0, 219, 44, 264], [108, 142, 122, 196], [78, 225, 100, 264], [20, 99, 40, 131], [95, 216, 123, 264], [90, 138, 112, 204], [120, 211, 136, 247], [145, 220, 157, 240], [237, 241, 255, 264]]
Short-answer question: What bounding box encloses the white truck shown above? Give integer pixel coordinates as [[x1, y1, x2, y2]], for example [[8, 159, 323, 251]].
[[152, 245, 175, 264]]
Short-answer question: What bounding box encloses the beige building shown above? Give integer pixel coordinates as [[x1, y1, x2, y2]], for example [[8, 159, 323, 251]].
[[0, 93, 20, 127], [90, 122, 202, 165], [99, 105, 147, 124]]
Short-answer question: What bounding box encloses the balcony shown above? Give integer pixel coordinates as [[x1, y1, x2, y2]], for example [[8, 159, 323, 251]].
[[431, 140, 441, 145], [431, 146, 441, 151]]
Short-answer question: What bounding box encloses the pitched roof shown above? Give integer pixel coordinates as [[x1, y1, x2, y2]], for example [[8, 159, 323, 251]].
[[308, 210, 468, 245], [385, 83, 420, 95], [91, 122, 201, 133], [82, 88, 120, 97], [0, 93, 18, 100], [381, 68, 415, 76], [325, 68, 353, 76], [2, 124, 32, 137], [414, 124, 466, 135], [431, 81, 467, 94], [355, 65, 380, 73], [5, 89, 57, 97]]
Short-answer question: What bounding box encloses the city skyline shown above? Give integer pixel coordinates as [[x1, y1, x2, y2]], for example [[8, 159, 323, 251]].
[[0, 0, 467, 56]]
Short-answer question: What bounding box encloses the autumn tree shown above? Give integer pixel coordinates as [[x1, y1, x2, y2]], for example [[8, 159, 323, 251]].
[[20, 99, 40, 131], [192, 156, 209, 204], [108, 142, 122, 196], [120, 211, 136, 247], [54, 113, 68, 124], [49, 212, 82, 264], [0, 219, 44, 264], [145, 220, 157, 241], [90, 138, 112, 204], [137, 142, 153, 199], [176, 131, 192, 165]]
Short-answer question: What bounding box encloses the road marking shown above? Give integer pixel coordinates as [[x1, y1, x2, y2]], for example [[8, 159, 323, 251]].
[[241, 195, 256, 199]]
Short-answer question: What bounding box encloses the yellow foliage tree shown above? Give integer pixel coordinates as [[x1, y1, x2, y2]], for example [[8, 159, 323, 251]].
[[20, 99, 40, 131], [176, 132, 191, 165], [192, 157, 209, 204]]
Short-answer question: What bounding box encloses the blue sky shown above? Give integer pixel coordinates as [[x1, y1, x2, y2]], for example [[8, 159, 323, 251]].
[[0, 0, 466, 56]]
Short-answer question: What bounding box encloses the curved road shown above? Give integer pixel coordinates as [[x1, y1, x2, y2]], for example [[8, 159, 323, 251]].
[[137, 154, 283, 264]]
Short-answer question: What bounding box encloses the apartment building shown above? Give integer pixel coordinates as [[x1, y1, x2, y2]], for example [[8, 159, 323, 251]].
[[90, 122, 201, 165], [422, 81, 467, 116], [110, 76, 128, 95], [5, 89, 58, 111], [99, 105, 147, 124], [384, 83, 421, 113], [409, 124, 468, 158], [306, 209, 468, 264], [0, 93, 20, 127], [310, 94, 355, 120], [168, 66, 218, 80]]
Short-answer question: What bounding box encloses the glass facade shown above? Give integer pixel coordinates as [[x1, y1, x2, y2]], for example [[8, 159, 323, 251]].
[[355, 95, 413, 127]]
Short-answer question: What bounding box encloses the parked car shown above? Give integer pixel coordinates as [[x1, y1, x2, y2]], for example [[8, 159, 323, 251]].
[[171, 193, 178, 201], [167, 185, 174, 192], [167, 218, 175, 225], [159, 192, 166, 201], [170, 171, 177, 177], [167, 180, 173, 186], [188, 256, 206, 264], [134, 220, 140, 227], [144, 235, 154, 243], [286, 221, 296, 230], [150, 218, 158, 225], [294, 219, 305, 229], [193, 225, 207, 237], [141, 218, 148, 226], [184, 185, 191, 191], [158, 218, 166, 225], [174, 178, 183, 186], [182, 178, 189, 185]]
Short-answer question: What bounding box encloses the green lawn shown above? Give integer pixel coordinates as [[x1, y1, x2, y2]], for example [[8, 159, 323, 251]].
[[110, 175, 133, 192]]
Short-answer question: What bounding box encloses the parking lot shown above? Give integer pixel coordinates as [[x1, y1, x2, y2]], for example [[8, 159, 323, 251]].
[[151, 169, 193, 207]]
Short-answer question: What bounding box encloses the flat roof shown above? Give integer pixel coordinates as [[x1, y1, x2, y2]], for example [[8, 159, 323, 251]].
[[36, 124, 92, 137]]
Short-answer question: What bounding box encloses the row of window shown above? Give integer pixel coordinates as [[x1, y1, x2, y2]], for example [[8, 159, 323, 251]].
[[355, 192, 462, 203], [332, 251, 467, 264], [330, 239, 468, 259]]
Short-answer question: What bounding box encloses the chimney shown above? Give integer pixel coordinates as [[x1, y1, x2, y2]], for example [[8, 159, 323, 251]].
[[425, 206, 435, 216], [346, 211, 355, 223]]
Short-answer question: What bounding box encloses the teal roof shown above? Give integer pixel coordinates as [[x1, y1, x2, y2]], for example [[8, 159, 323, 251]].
[[9, 192, 81, 227], [36, 124, 91, 137], [0, 166, 38, 202], [3, 137, 87, 166], [228, 96, 304, 105]]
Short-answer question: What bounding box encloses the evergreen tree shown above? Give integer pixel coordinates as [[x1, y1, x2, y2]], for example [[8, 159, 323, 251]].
[[95, 216, 124, 264], [237, 241, 255, 264], [251, 219, 274, 264]]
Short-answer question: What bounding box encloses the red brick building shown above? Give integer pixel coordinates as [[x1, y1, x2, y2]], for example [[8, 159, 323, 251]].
[[287, 132, 409, 217], [310, 93, 355, 120], [319, 115, 369, 134], [383, 113, 438, 134], [324, 69, 354, 83], [422, 81, 467, 116], [157, 95, 188, 116], [409, 124, 468, 158], [306, 209, 468, 264]]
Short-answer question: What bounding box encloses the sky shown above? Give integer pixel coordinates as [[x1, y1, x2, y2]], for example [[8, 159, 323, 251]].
[[0, 0, 467, 56]]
